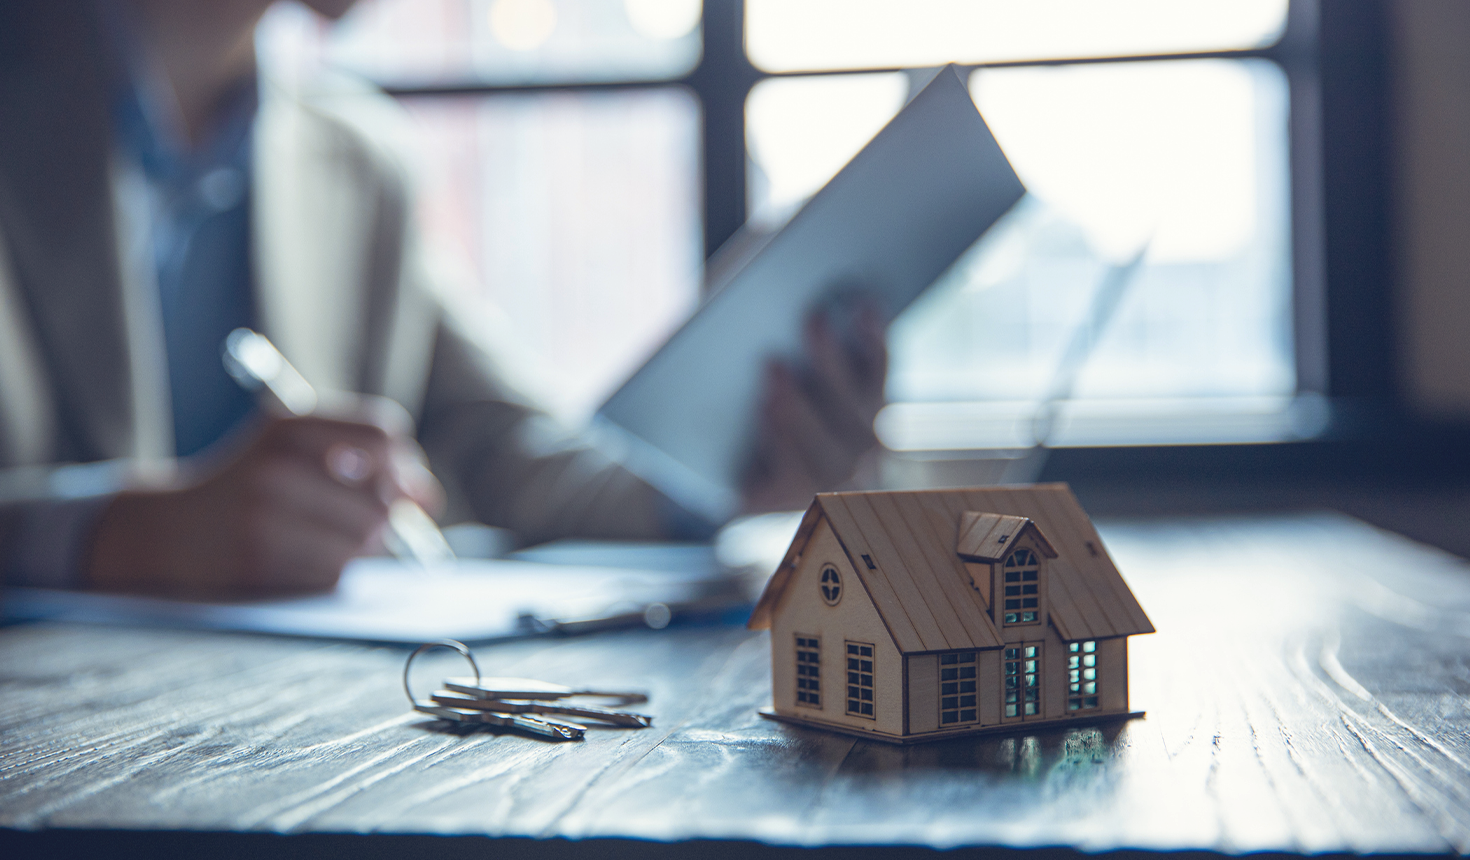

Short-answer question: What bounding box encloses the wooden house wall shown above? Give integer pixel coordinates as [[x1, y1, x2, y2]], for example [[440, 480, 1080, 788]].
[[1008, 626, 1135, 724], [979, 648, 1002, 725], [904, 631, 1129, 735], [770, 516, 905, 738], [1042, 633, 1131, 722], [1043, 625, 1069, 720], [906, 649, 1005, 735], [1097, 637, 1129, 713], [906, 654, 939, 734]]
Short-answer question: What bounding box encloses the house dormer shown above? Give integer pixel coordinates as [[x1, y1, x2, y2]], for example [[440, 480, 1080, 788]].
[[954, 512, 1059, 630]]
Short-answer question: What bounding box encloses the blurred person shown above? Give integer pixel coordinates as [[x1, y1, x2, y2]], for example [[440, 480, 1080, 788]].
[[0, 0, 887, 597]]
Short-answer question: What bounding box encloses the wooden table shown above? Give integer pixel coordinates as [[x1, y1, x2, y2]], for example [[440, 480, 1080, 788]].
[[3, 512, 1469, 858]]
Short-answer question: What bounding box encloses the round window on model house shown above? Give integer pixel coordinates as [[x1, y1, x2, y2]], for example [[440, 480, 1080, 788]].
[[819, 564, 842, 605]]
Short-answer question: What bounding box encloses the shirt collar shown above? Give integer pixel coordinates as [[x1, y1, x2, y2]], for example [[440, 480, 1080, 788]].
[[97, 0, 259, 186]]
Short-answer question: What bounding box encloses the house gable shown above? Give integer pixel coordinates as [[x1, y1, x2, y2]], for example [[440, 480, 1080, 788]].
[[748, 501, 826, 631], [750, 500, 937, 652], [768, 515, 905, 736]]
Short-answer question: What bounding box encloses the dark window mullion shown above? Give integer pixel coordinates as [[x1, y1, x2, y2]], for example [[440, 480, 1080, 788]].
[[379, 2, 1312, 300], [685, 0, 761, 258], [378, 46, 1289, 101]]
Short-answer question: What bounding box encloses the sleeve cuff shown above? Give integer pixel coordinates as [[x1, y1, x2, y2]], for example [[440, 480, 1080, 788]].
[[4, 495, 115, 590]]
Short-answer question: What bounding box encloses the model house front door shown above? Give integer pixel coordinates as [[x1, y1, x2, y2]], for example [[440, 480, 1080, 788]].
[[1003, 642, 1043, 719]]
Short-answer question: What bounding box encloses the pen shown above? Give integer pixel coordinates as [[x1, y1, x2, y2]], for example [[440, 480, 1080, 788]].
[[222, 327, 456, 566]]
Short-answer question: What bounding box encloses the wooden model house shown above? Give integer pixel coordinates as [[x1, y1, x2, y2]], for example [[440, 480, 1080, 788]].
[[748, 485, 1153, 743]]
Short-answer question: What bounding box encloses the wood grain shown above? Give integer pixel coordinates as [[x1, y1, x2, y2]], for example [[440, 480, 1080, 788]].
[[3, 512, 1470, 856]]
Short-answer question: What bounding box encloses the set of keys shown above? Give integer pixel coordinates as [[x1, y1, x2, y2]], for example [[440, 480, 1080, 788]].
[[404, 640, 653, 741]]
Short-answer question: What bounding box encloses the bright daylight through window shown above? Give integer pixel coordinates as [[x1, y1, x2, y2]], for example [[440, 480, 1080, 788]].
[[746, 0, 1305, 451], [257, 0, 703, 422], [259, 0, 1307, 449]]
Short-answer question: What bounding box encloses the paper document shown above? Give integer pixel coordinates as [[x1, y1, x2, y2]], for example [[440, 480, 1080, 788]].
[[597, 65, 1025, 520], [2, 554, 747, 644]]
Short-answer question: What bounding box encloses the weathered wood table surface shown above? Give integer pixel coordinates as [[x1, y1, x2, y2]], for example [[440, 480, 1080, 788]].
[[3, 512, 1470, 858]]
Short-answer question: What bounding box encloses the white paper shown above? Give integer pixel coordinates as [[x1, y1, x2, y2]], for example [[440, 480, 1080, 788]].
[[597, 66, 1026, 520], [2, 557, 732, 643]]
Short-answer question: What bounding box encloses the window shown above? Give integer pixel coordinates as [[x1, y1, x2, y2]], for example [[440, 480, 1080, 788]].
[[257, 1, 702, 426], [746, 0, 1288, 72], [795, 635, 821, 708], [1004, 644, 1041, 718], [744, 2, 1312, 453], [1068, 640, 1098, 711], [257, 1, 1317, 453], [258, 0, 702, 86], [1001, 548, 1040, 625], [939, 651, 978, 725], [819, 564, 842, 605], [845, 641, 875, 718]]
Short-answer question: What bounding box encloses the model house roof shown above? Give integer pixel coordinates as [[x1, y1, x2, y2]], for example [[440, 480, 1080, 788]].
[[955, 512, 1057, 562], [748, 485, 1154, 653]]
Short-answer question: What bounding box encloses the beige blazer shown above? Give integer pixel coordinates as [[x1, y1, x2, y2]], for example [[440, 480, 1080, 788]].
[[0, 2, 668, 557]]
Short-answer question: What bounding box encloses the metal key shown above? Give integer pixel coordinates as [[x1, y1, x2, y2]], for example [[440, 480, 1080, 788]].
[[413, 704, 586, 740], [403, 641, 648, 742], [443, 676, 648, 705], [431, 691, 653, 727]]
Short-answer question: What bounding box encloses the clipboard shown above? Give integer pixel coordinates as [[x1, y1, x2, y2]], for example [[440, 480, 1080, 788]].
[[0, 552, 744, 644], [596, 65, 1026, 521]]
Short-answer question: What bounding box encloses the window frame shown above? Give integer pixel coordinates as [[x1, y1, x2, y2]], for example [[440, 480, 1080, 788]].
[[845, 640, 876, 719], [1002, 642, 1043, 720], [379, 0, 1317, 265], [819, 563, 842, 606], [795, 634, 822, 708], [998, 547, 1043, 626], [1067, 640, 1099, 712], [939, 650, 979, 726], [372, 1, 1454, 483]]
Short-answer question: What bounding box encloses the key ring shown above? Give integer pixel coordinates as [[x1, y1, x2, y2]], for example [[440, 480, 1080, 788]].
[[403, 639, 480, 709]]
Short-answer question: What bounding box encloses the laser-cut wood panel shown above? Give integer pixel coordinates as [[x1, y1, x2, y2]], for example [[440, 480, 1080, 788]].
[[770, 516, 903, 736], [906, 653, 939, 734]]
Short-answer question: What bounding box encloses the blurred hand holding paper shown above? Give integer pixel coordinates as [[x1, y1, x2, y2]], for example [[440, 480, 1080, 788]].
[[596, 65, 1025, 521]]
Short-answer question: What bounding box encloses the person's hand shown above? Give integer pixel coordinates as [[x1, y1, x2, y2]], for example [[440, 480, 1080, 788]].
[[85, 399, 444, 597], [741, 304, 888, 514]]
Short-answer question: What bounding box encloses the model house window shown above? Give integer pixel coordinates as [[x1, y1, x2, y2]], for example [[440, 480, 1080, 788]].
[[846, 641, 875, 718], [1002, 548, 1040, 625], [795, 635, 821, 708], [819, 564, 842, 605], [1004, 644, 1041, 718], [939, 651, 978, 725], [1068, 640, 1099, 711]]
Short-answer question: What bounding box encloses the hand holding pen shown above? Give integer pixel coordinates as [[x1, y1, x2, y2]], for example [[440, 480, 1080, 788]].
[[222, 329, 454, 567], [85, 333, 451, 597]]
